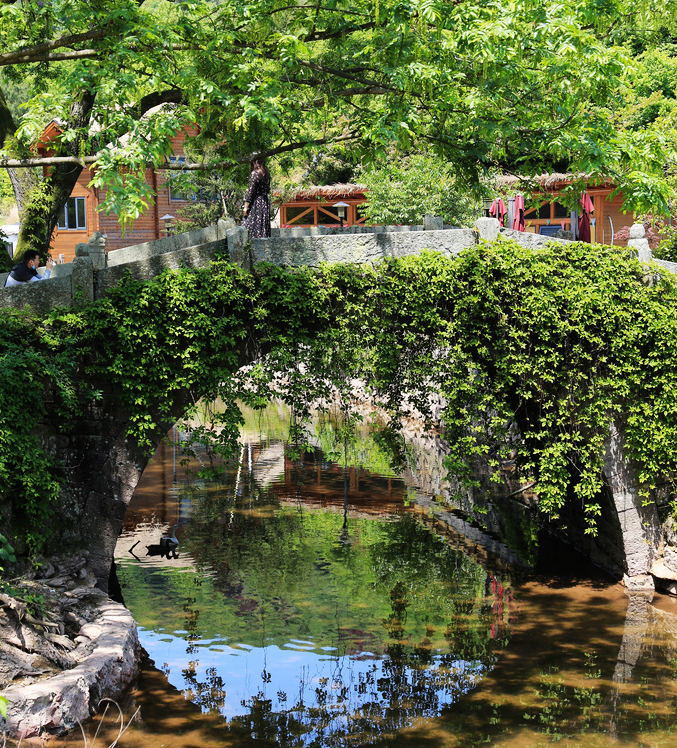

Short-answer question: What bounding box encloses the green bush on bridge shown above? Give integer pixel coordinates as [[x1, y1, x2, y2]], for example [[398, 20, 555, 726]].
[[4, 238, 677, 562]]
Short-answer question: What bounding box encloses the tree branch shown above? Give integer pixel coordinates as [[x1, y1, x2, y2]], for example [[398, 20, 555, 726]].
[[0, 43, 196, 67], [0, 28, 108, 66], [304, 85, 389, 109], [294, 58, 415, 98], [0, 133, 361, 170], [304, 20, 376, 42], [1, 50, 101, 65]]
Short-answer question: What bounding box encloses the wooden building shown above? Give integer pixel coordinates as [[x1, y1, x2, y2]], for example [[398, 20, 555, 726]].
[[279, 184, 368, 228], [38, 121, 198, 263], [497, 173, 636, 245]]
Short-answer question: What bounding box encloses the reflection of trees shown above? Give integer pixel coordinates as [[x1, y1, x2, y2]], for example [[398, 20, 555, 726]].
[[182, 662, 228, 715], [159, 486, 514, 746]]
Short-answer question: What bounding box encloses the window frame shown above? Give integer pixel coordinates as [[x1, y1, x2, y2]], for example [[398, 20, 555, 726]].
[[169, 157, 194, 201], [57, 196, 87, 231]]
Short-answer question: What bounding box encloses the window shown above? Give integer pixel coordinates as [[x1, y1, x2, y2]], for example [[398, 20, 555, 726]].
[[58, 197, 86, 230], [169, 157, 193, 201], [553, 201, 569, 219], [526, 201, 571, 221], [317, 204, 342, 225]]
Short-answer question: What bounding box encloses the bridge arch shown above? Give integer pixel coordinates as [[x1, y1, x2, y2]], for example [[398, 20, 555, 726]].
[[4, 222, 676, 592]]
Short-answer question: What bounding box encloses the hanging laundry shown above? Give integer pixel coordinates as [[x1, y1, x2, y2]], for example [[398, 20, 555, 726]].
[[490, 198, 507, 227], [512, 194, 525, 232]]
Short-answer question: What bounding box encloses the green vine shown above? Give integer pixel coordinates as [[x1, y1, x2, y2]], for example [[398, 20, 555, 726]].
[[5, 238, 677, 559], [0, 308, 77, 559], [13, 180, 54, 261]]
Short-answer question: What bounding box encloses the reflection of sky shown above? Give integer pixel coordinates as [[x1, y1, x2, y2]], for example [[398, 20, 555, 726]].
[[138, 626, 486, 729]]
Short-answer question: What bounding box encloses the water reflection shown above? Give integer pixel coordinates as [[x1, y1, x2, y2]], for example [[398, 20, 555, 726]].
[[50, 403, 677, 748], [117, 480, 512, 745]]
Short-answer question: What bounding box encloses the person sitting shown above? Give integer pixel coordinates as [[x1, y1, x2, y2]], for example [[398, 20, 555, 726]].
[[5, 250, 54, 287]]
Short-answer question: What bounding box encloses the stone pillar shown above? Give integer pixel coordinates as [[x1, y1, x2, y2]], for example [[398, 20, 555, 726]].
[[475, 217, 500, 241], [71, 256, 94, 303], [87, 231, 107, 269], [603, 421, 660, 589], [227, 227, 250, 269], [627, 223, 652, 262], [423, 215, 443, 231]]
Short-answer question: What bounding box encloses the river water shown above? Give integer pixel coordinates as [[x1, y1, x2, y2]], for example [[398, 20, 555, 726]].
[[57, 404, 677, 747]]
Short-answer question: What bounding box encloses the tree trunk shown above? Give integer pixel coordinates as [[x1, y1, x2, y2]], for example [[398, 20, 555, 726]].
[[0, 86, 39, 215], [0, 86, 15, 148], [14, 91, 95, 259], [7, 168, 39, 217]]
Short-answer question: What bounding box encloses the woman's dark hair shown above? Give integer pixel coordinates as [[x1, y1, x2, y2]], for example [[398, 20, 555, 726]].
[[250, 155, 270, 181]]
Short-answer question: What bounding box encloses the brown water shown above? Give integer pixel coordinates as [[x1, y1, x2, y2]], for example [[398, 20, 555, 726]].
[[51, 410, 677, 748]]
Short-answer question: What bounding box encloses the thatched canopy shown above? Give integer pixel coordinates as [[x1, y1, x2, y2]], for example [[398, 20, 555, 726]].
[[283, 183, 367, 200], [495, 172, 614, 190]]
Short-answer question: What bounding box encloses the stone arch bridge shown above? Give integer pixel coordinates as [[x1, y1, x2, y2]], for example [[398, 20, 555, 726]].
[[1, 217, 673, 593]]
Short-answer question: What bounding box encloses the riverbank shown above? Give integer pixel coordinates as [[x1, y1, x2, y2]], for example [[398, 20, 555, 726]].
[[0, 553, 140, 739]]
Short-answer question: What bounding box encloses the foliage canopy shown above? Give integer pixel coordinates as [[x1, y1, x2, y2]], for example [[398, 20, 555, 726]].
[[5, 239, 677, 563], [360, 154, 482, 226], [0, 0, 675, 252]]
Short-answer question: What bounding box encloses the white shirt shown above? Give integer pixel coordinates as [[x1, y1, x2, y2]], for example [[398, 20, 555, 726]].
[[5, 268, 51, 287]]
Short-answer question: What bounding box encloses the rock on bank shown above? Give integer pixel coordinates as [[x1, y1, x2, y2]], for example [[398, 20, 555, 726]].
[[0, 556, 140, 739]]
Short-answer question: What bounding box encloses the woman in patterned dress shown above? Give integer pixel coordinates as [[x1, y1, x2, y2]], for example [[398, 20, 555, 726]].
[[242, 156, 271, 238]]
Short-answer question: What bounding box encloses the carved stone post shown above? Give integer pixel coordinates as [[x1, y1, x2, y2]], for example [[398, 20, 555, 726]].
[[71, 256, 94, 303], [474, 217, 501, 241], [627, 223, 652, 263]]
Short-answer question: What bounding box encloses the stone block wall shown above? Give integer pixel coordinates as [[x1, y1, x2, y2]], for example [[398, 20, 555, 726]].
[[0, 258, 94, 311], [250, 227, 478, 268], [0, 276, 74, 311], [34, 376, 185, 588], [94, 240, 226, 299], [106, 220, 231, 267], [0, 218, 580, 314]]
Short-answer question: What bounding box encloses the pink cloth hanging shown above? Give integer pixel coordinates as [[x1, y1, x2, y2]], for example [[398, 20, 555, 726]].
[[578, 192, 594, 243], [512, 194, 525, 231], [490, 198, 507, 227]]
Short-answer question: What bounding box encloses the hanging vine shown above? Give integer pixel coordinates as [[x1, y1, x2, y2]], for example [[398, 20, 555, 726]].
[[4, 237, 677, 563]]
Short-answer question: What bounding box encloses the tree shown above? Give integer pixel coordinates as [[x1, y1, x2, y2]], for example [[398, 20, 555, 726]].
[[0, 0, 673, 254], [173, 169, 248, 230], [360, 153, 482, 226]]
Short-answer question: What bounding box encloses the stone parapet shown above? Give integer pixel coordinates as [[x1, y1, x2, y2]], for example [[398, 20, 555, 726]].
[[0, 275, 75, 311], [273, 224, 426, 237], [500, 227, 574, 247], [106, 220, 230, 267], [94, 240, 226, 299], [653, 258, 677, 274], [251, 228, 478, 268], [0, 222, 582, 314]]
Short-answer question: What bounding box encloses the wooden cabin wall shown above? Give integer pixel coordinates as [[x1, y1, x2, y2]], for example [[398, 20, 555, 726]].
[[48, 127, 197, 262]]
